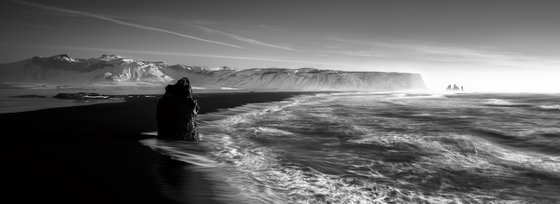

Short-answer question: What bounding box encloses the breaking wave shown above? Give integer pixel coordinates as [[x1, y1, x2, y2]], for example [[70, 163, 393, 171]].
[[483, 98, 518, 106], [142, 93, 560, 203], [140, 139, 220, 168], [538, 104, 560, 110]]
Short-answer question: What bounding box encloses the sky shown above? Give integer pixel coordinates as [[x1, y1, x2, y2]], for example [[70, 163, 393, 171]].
[[1, 0, 559, 92]]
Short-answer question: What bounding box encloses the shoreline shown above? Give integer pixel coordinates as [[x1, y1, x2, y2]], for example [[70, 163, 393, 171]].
[[0, 87, 336, 114], [1, 91, 318, 204]]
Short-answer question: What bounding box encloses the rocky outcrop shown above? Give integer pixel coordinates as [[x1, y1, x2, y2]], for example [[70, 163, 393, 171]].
[[156, 77, 200, 141], [54, 92, 109, 100], [11, 95, 47, 98]]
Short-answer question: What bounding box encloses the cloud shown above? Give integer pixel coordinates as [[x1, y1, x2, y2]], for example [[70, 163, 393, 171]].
[[190, 24, 299, 51], [321, 50, 386, 58], [327, 38, 560, 69], [10, 0, 243, 49]]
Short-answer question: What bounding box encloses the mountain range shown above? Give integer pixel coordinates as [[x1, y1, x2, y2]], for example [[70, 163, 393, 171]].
[[0, 54, 426, 91]]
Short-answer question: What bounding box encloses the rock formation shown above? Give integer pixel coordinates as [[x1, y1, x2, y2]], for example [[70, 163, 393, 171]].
[[156, 77, 200, 141], [11, 95, 47, 98], [446, 84, 464, 91], [54, 92, 109, 100]]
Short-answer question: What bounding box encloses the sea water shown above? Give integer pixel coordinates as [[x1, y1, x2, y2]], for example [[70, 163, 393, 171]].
[[142, 92, 560, 203]]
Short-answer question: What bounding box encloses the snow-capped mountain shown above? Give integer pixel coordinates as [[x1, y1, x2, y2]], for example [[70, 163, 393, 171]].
[[0, 54, 426, 91]]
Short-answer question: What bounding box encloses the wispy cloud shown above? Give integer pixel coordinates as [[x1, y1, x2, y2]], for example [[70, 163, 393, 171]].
[[189, 24, 299, 51], [10, 0, 243, 49], [321, 50, 386, 58], [327, 38, 560, 69]]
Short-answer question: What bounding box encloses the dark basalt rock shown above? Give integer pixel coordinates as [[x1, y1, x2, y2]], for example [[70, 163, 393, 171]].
[[156, 77, 200, 141], [11, 94, 47, 98], [446, 84, 464, 91], [54, 92, 109, 100]]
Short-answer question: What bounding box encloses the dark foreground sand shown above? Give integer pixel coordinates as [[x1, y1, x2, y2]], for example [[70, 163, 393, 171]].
[[1, 92, 314, 204]]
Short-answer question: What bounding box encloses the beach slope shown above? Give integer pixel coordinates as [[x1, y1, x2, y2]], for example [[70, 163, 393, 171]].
[[1, 92, 312, 204]]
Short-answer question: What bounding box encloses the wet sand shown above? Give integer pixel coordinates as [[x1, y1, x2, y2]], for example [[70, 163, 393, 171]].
[[1, 92, 315, 204]]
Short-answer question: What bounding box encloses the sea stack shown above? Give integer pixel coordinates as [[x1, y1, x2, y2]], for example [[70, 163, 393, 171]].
[[156, 77, 200, 141], [446, 84, 464, 91]]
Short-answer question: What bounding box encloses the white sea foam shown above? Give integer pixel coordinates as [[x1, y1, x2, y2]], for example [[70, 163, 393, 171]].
[[142, 92, 560, 203], [252, 127, 293, 136], [411, 113, 434, 117], [483, 98, 517, 106], [538, 104, 560, 110], [194, 94, 500, 203], [139, 138, 220, 168], [390, 93, 407, 97], [388, 93, 446, 100], [140, 131, 157, 136], [220, 87, 240, 90]]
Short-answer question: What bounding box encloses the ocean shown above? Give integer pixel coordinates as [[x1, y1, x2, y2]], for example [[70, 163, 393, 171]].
[[141, 92, 560, 203]]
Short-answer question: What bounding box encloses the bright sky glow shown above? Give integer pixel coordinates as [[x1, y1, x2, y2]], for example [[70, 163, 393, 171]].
[[1, 0, 559, 92]]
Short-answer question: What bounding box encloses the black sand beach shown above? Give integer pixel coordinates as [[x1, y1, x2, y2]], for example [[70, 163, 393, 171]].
[[1, 92, 313, 204]]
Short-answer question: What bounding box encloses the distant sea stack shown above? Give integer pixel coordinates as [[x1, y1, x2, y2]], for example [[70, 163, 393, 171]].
[[446, 84, 464, 91], [0, 54, 426, 91]]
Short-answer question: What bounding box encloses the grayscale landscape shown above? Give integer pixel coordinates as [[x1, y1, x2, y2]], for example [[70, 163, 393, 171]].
[[1, 0, 559, 203]]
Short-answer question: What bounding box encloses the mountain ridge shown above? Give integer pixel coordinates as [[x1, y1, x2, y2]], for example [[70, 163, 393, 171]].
[[0, 54, 426, 91]]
